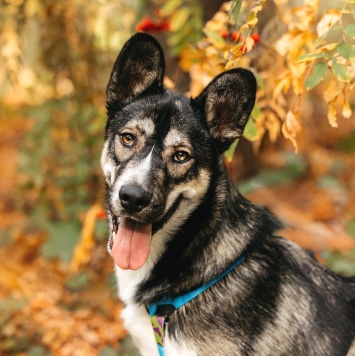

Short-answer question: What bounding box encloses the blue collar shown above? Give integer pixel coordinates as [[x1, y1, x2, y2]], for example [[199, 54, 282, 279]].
[[146, 255, 246, 356]]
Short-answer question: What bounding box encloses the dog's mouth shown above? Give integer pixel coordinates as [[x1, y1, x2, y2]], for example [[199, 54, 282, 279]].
[[110, 215, 152, 271]]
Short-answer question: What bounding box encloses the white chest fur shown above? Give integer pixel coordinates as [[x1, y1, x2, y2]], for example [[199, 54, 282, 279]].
[[120, 301, 197, 356]]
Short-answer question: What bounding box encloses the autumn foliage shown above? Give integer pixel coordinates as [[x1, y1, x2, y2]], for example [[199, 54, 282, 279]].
[[170, 0, 355, 151], [0, 0, 355, 354]]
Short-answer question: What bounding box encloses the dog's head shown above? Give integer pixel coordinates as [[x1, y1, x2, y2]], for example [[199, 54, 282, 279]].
[[101, 33, 256, 270]]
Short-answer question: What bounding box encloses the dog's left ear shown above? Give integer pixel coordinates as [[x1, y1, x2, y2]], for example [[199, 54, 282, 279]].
[[106, 33, 165, 109], [194, 69, 256, 151]]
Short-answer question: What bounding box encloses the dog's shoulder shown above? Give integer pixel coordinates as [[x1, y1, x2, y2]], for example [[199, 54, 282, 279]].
[[258, 235, 355, 306]]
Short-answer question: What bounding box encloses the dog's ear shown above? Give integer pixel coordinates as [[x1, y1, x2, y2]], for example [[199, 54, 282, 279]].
[[194, 69, 256, 151], [106, 33, 165, 108]]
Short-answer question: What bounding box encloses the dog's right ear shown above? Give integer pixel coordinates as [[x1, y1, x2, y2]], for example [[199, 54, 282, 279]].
[[106, 33, 165, 108]]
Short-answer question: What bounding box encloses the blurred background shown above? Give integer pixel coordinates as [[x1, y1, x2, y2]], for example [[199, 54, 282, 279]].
[[0, 0, 354, 355]]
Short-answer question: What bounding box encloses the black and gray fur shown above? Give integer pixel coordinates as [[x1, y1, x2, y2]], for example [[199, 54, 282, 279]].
[[101, 33, 355, 355]]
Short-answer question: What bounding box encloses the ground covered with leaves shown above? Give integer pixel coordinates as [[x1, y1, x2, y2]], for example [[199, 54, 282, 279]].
[[0, 114, 355, 356]]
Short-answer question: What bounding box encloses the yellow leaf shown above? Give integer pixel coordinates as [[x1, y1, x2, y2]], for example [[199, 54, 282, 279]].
[[246, 37, 255, 52], [25, 0, 42, 16], [323, 79, 344, 103], [316, 11, 341, 37], [1, 28, 21, 59], [273, 0, 287, 5], [251, 5, 263, 14], [342, 97, 352, 119], [274, 30, 311, 60], [327, 98, 338, 127], [318, 43, 338, 52], [18, 68, 36, 88], [270, 101, 286, 119], [282, 111, 302, 152], [56, 77, 75, 97], [265, 111, 281, 142], [247, 17, 258, 28], [273, 73, 292, 99], [305, 0, 319, 8], [205, 11, 228, 32], [164, 76, 175, 89], [70, 205, 102, 272]]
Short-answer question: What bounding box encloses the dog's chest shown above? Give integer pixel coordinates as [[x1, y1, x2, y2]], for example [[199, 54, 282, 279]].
[[115, 265, 151, 303], [121, 303, 197, 356]]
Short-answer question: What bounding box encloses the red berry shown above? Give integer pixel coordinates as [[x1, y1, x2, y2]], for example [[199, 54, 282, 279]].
[[251, 33, 260, 44], [136, 17, 170, 33], [231, 31, 240, 42], [220, 30, 228, 39], [160, 20, 170, 32], [136, 17, 155, 32]]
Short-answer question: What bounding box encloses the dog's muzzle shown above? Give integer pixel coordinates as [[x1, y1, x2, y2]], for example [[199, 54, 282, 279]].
[[119, 184, 151, 214]]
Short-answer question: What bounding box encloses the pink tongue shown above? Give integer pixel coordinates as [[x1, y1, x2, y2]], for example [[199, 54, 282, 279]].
[[112, 217, 152, 270]]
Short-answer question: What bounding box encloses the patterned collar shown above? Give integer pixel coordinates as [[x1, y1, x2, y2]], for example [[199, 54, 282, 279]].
[[146, 255, 246, 356]]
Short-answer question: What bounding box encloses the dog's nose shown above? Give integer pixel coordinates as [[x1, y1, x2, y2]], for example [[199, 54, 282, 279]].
[[119, 185, 151, 213]]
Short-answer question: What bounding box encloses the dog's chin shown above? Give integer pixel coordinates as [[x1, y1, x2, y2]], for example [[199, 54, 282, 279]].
[[107, 196, 183, 270]]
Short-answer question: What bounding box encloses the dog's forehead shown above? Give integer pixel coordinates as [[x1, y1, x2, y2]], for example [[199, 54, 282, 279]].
[[163, 128, 190, 148], [110, 91, 208, 147], [122, 117, 155, 136], [155, 93, 204, 130]]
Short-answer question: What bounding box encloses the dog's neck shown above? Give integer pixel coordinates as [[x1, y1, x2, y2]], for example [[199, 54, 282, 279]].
[[134, 162, 281, 306]]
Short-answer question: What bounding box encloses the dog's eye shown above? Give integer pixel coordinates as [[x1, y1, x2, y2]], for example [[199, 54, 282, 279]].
[[120, 133, 135, 146], [173, 151, 191, 163]]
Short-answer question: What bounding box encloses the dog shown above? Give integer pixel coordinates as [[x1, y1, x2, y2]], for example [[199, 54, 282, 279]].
[[100, 33, 355, 356]]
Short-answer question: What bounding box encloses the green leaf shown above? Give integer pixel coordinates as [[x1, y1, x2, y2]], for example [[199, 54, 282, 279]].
[[0, 297, 27, 315], [203, 29, 225, 48], [315, 32, 329, 46], [161, 0, 181, 15], [336, 132, 355, 153], [343, 24, 355, 38], [27, 346, 53, 356], [238, 153, 306, 194], [243, 118, 259, 141], [305, 62, 328, 89], [337, 42, 355, 59], [0, 337, 31, 353], [95, 219, 108, 242], [100, 347, 118, 356], [117, 337, 140, 356], [170, 39, 190, 56], [295, 52, 328, 63], [168, 23, 192, 46], [64, 271, 90, 291], [250, 69, 265, 89], [251, 102, 260, 120], [0, 229, 12, 247], [317, 176, 343, 190], [331, 61, 350, 82], [107, 272, 118, 296], [228, 0, 242, 23], [325, 251, 355, 276], [224, 139, 239, 163], [345, 220, 355, 238], [170, 7, 190, 32], [41, 221, 81, 263]]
